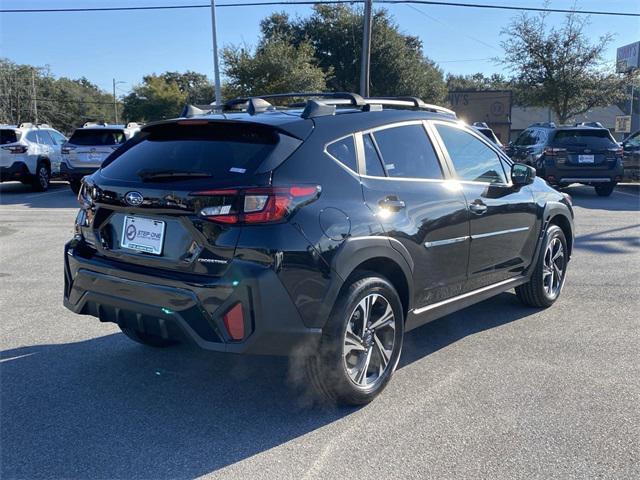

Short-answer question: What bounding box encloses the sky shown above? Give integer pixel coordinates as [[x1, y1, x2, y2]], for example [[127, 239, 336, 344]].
[[1, 0, 638, 96]]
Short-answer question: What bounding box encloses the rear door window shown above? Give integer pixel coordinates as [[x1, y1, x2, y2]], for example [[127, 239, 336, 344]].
[[36, 131, 53, 145], [1, 129, 19, 144], [326, 136, 357, 172], [372, 124, 443, 179], [551, 129, 618, 148], [69, 129, 126, 146], [101, 122, 280, 181], [362, 134, 386, 177]]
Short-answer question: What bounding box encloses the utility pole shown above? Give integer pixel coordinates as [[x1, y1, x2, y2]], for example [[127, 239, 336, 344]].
[[113, 79, 125, 124], [31, 69, 38, 124], [210, 0, 222, 108], [359, 0, 373, 98]]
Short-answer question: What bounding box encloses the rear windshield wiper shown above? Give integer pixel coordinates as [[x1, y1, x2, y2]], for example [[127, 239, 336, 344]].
[[137, 169, 212, 182]]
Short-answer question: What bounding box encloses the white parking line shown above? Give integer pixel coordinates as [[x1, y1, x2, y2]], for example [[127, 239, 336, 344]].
[[614, 190, 640, 199]]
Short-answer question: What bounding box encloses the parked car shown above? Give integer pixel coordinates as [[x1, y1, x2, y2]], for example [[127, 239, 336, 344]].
[[621, 130, 640, 180], [61, 122, 142, 193], [63, 93, 574, 405], [506, 122, 623, 196], [472, 122, 503, 149], [0, 123, 67, 191]]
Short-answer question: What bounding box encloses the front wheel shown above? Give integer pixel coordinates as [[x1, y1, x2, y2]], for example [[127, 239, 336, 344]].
[[594, 182, 616, 197], [516, 224, 568, 308], [306, 274, 404, 405]]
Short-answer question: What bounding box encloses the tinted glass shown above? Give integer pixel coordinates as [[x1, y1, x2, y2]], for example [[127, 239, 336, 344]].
[[373, 124, 442, 179], [49, 131, 66, 145], [69, 129, 126, 146], [26, 131, 38, 143], [552, 129, 618, 148], [626, 132, 640, 148], [37, 131, 53, 145], [436, 124, 507, 184], [327, 136, 357, 172], [0, 129, 19, 144], [516, 130, 536, 146], [363, 134, 385, 176], [101, 123, 278, 181], [477, 128, 498, 144]]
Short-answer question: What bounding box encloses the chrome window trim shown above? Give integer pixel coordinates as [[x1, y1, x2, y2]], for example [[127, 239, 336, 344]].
[[323, 133, 361, 178]]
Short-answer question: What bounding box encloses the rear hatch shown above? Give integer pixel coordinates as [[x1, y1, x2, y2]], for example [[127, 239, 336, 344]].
[[549, 128, 621, 169], [65, 128, 126, 168], [0, 129, 24, 167], [81, 119, 304, 276]]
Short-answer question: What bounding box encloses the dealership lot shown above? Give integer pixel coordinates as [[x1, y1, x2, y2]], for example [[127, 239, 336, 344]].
[[1, 182, 638, 479]]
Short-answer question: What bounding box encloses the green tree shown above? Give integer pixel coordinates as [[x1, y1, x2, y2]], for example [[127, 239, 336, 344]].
[[122, 74, 188, 122], [257, 6, 447, 103], [446, 73, 510, 92], [499, 10, 635, 123], [222, 36, 328, 98], [0, 58, 114, 134], [157, 71, 214, 104]]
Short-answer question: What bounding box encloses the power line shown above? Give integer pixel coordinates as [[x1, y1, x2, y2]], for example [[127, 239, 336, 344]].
[[1, 1, 638, 16]]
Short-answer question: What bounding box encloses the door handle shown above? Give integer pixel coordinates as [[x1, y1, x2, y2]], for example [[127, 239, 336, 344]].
[[379, 196, 406, 211], [469, 201, 487, 215]]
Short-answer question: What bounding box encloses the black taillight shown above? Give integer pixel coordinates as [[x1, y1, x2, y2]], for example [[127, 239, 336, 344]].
[[1, 145, 28, 154]]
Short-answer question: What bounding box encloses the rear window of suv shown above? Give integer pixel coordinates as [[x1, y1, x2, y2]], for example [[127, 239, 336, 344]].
[[69, 129, 126, 146], [1, 129, 19, 144], [552, 129, 617, 148], [100, 122, 279, 180]]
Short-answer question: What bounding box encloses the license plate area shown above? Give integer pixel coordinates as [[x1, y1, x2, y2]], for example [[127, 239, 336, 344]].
[[120, 215, 165, 255], [578, 154, 595, 164]]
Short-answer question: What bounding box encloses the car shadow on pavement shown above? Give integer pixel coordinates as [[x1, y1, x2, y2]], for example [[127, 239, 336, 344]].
[[0, 182, 78, 209], [0, 292, 536, 479], [564, 185, 640, 212], [573, 224, 640, 255]]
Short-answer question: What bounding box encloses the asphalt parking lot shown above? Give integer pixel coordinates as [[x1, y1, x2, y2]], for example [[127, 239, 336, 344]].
[[1, 181, 638, 480]]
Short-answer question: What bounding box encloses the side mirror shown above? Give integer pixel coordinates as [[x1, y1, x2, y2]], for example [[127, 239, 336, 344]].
[[511, 163, 536, 186]]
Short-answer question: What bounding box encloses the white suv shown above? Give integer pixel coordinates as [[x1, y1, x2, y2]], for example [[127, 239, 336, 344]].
[[61, 122, 142, 192], [0, 123, 67, 191]]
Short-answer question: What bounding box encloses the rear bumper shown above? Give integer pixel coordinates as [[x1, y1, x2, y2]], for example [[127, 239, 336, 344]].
[[542, 160, 624, 184], [63, 240, 321, 355], [60, 162, 98, 182], [0, 162, 31, 182]]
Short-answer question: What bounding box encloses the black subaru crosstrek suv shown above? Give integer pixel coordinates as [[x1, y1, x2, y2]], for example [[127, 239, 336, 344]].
[[506, 122, 624, 196], [64, 93, 574, 405]]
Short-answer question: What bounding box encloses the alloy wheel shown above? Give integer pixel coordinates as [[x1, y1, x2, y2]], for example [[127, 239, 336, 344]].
[[543, 237, 565, 298], [38, 166, 48, 189], [343, 293, 396, 387]]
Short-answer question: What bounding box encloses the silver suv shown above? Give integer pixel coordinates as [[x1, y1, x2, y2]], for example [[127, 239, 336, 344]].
[[0, 123, 67, 191], [61, 122, 142, 192]]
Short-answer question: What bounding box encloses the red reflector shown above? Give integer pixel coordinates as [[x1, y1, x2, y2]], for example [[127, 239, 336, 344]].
[[223, 303, 244, 340], [290, 186, 318, 197]]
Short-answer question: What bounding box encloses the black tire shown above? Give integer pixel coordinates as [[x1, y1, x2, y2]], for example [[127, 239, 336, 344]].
[[31, 161, 50, 192], [119, 326, 177, 348], [306, 274, 404, 406], [516, 224, 568, 308], [594, 182, 616, 197], [69, 180, 82, 194]]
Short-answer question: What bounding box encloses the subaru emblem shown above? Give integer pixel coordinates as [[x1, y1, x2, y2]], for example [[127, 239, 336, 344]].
[[124, 191, 144, 206]]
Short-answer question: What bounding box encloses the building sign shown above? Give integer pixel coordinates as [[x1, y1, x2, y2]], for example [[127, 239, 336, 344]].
[[616, 41, 640, 73], [448, 90, 512, 142], [615, 115, 632, 134]]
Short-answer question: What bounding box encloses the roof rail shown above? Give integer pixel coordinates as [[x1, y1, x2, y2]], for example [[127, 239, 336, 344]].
[[222, 92, 456, 118], [575, 121, 604, 128], [37, 123, 50, 128], [82, 121, 108, 128], [18, 122, 33, 129], [125, 122, 143, 129]]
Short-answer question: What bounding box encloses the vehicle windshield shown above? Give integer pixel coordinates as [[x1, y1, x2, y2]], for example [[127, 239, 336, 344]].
[[69, 129, 126, 146], [1, 129, 20, 144], [552, 129, 617, 148], [100, 122, 279, 181]]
